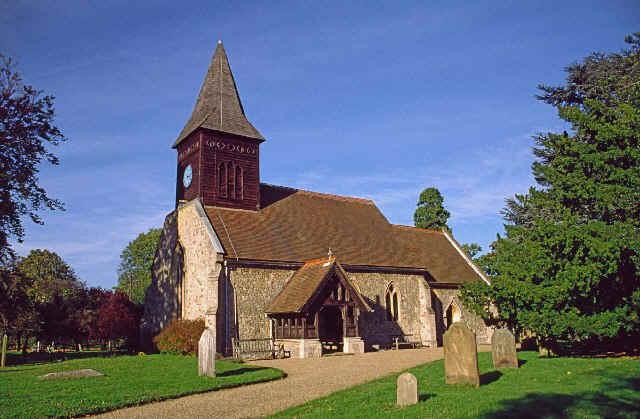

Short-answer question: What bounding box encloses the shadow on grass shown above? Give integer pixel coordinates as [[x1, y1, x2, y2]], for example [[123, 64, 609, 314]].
[[482, 376, 640, 419], [217, 366, 270, 377], [517, 359, 528, 367], [419, 393, 436, 402], [480, 370, 503, 385]]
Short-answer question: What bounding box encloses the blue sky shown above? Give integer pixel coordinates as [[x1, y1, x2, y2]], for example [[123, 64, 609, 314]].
[[2, 1, 638, 288]]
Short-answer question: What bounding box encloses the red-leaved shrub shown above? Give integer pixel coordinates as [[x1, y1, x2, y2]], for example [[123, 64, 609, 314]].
[[153, 319, 205, 355]]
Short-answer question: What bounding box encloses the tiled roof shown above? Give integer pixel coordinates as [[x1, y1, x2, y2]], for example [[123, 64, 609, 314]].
[[267, 257, 371, 314], [173, 42, 264, 147], [267, 258, 333, 313], [205, 184, 484, 284]]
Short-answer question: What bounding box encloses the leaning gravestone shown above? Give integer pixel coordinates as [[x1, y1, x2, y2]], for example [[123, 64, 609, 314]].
[[198, 327, 216, 377], [396, 372, 418, 407], [491, 328, 518, 369], [443, 322, 480, 387]]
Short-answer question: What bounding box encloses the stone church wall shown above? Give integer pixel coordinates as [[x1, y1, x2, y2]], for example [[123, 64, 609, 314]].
[[220, 268, 439, 351], [432, 288, 493, 344], [218, 266, 293, 352], [141, 200, 223, 351], [177, 202, 222, 325], [140, 211, 181, 350], [348, 272, 433, 348]]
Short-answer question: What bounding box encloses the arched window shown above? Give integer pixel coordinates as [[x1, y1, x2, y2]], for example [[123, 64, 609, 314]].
[[218, 162, 227, 198], [385, 283, 399, 321], [235, 166, 243, 200], [446, 302, 461, 328], [392, 292, 399, 321]]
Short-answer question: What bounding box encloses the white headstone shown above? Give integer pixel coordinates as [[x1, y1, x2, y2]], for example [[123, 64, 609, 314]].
[[198, 328, 216, 377], [396, 372, 418, 407]]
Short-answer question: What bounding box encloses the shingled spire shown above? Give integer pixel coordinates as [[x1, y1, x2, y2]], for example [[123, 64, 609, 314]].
[[173, 41, 264, 147]]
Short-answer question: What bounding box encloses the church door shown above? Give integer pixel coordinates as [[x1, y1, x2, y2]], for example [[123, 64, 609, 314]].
[[318, 306, 344, 343]]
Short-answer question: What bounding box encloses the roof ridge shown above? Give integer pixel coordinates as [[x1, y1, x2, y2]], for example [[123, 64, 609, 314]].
[[261, 182, 374, 205], [204, 205, 258, 214], [392, 224, 445, 234], [303, 256, 335, 265]]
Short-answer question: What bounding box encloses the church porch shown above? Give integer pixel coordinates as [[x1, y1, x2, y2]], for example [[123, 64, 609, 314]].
[[266, 256, 371, 358]]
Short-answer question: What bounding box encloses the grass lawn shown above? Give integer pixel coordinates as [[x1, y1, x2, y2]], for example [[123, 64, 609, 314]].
[[273, 351, 640, 418], [0, 354, 284, 418]]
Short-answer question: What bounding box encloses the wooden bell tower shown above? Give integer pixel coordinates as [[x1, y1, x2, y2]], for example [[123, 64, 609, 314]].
[[174, 41, 264, 211]]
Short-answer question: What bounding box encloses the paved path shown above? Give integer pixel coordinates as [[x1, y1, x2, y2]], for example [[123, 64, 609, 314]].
[[95, 348, 446, 419]]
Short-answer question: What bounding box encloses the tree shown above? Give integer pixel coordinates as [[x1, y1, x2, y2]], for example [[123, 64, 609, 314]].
[[17, 249, 82, 303], [0, 55, 66, 264], [17, 249, 83, 345], [0, 265, 39, 350], [70, 287, 110, 342], [461, 34, 640, 353], [461, 243, 482, 259], [97, 291, 140, 349], [117, 228, 161, 304], [413, 187, 450, 230]]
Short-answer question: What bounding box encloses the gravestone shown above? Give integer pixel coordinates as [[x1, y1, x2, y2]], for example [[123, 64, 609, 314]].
[[443, 322, 479, 387], [491, 328, 518, 369], [198, 327, 216, 377], [38, 369, 103, 380], [396, 372, 418, 407]]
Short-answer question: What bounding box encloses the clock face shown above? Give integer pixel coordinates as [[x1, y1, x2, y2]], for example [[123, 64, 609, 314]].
[[183, 165, 193, 189]]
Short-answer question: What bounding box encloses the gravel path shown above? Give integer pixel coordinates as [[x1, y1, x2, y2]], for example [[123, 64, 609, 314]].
[[94, 348, 448, 419]]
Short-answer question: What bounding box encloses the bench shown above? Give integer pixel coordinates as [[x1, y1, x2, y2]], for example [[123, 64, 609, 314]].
[[392, 334, 422, 350], [232, 338, 290, 360]]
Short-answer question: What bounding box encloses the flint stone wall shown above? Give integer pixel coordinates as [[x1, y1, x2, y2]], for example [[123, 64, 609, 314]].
[[140, 211, 181, 348], [349, 272, 435, 347], [432, 288, 492, 345], [177, 202, 221, 324], [217, 266, 292, 353], [141, 201, 222, 350], [219, 268, 438, 351]]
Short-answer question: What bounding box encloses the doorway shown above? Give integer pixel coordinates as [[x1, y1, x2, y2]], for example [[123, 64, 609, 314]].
[[318, 306, 343, 352]]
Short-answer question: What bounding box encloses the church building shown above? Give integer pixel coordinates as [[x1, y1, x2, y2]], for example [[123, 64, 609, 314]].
[[141, 41, 492, 358]]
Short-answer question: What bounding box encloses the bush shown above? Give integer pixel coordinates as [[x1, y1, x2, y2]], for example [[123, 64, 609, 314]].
[[153, 319, 205, 355]]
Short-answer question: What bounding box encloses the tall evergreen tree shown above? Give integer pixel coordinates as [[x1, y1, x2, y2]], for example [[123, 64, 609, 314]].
[[413, 187, 451, 230], [461, 34, 640, 353]]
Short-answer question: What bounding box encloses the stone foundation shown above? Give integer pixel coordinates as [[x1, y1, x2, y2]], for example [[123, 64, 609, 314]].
[[277, 338, 323, 358], [343, 337, 365, 354]]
